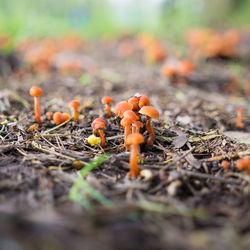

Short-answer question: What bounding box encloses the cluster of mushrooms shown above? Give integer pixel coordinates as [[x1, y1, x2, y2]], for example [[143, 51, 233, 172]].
[[29, 86, 159, 179]]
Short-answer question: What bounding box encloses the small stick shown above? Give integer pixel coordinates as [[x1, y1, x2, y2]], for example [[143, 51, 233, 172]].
[[31, 141, 76, 161]]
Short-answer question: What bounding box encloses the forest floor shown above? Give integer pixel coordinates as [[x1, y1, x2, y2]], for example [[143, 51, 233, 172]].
[[0, 35, 249, 250]]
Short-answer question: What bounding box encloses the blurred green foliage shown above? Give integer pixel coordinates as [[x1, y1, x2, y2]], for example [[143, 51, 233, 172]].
[[0, 0, 249, 42]]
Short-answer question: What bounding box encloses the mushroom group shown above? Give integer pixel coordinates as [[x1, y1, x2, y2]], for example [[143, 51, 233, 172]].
[[28, 86, 161, 179]]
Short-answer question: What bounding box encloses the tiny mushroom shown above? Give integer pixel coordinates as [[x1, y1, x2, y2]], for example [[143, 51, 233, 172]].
[[101, 96, 114, 118], [139, 106, 159, 147], [126, 133, 144, 179], [120, 117, 133, 151], [123, 110, 140, 134], [53, 112, 70, 125], [123, 110, 139, 122], [53, 112, 63, 125], [236, 158, 250, 175], [236, 108, 244, 129], [138, 94, 150, 109], [92, 117, 105, 133], [178, 60, 195, 76], [62, 113, 70, 122], [114, 101, 133, 118], [91, 118, 106, 148], [133, 121, 143, 133], [128, 96, 140, 112], [29, 86, 43, 124], [161, 65, 176, 78], [46, 111, 53, 120], [69, 100, 80, 121]]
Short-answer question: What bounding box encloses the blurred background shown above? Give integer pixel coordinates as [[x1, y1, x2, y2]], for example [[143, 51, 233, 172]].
[[0, 0, 250, 44]]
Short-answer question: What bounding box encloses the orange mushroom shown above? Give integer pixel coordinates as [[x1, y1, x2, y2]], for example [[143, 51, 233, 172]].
[[91, 117, 105, 133], [161, 65, 177, 78], [123, 110, 139, 122], [138, 94, 150, 109], [236, 108, 244, 129], [126, 133, 144, 178], [236, 158, 250, 175], [114, 101, 133, 118], [101, 96, 114, 118], [178, 60, 195, 76], [69, 100, 80, 121], [221, 160, 229, 171], [53, 112, 70, 125], [46, 111, 53, 120], [91, 118, 106, 148], [133, 121, 143, 133], [29, 86, 43, 124], [53, 112, 63, 125], [120, 117, 133, 151], [139, 106, 159, 147], [62, 113, 70, 122], [128, 97, 140, 112]]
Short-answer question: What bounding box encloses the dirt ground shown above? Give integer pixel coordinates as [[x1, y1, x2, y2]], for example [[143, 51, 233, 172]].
[[0, 37, 249, 250]]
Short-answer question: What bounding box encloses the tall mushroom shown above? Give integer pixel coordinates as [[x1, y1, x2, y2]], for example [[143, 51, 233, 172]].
[[29, 86, 43, 124], [236, 108, 244, 129], [101, 96, 114, 118], [139, 106, 159, 147], [69, 100, 80, 121], [120, 117, 133, 151], [126, 133, 144, 179]]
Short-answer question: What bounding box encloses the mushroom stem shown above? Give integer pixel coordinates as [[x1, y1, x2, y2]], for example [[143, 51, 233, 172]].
[[236, 109, 244, 128], [124, 125, 131, 150], [34, 97, 42, 124], [73, 108, 78, 120], [132, 124, 136, 134], [145, 117, 154, 146], [106, 103, 111, 117], [129, 144, 139, 178], [98, 129, 105, 148]]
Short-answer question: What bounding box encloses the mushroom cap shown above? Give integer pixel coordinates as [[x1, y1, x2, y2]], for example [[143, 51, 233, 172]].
[[29, 86, 43, 97], [46, 112, 53, 120], [133, 121, 143, 128], [178, 60, 194, 76], [127, 133, 144, 145], [237, 107, 243, 113], [128, 97, 140, 111], [114, 101, 133, 118], [120, 117, 133, 127], [101, 96, 114, 104], [62, 113, 70, 122], [69, 100, 80, 108], [161, 65, 176, 77], [236, 158, 250, 170], [123, 110, 139, 122], [94, 122, 105, 129], [92, 118, 105, 129], [139, 94, 150, 108], [91, 118, 105, 128], [53, 112, 63, 125], [139, 106, 159, 120]]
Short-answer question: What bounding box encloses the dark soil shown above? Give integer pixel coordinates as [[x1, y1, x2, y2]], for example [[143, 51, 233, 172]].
[[0, 38, 249, 250]]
